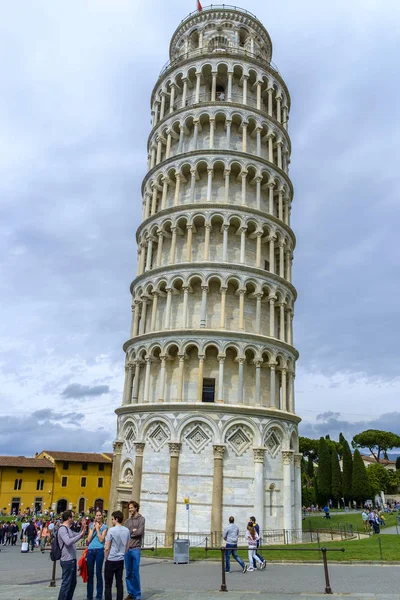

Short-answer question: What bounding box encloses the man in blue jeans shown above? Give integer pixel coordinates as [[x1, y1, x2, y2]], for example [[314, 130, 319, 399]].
[[57, 510, 87, 600], [124, 500, 146, 600], [223, 516, 247, 573]]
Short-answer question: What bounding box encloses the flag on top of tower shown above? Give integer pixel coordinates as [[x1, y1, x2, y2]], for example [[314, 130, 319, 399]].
[[197, 0, 203, 11]]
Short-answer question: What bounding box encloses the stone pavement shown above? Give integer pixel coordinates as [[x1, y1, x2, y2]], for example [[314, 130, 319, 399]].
[[0, 544, 398, 600]]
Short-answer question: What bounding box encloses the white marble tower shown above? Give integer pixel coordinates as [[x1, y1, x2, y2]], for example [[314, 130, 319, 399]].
[[110, 5, 301, 541]]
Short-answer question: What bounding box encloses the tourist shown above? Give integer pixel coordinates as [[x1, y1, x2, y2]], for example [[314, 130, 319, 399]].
[[124, 501, 145, 600], [223, 516, 247, 573], [245, 522, 264, 571], [11, 521, 19, 545], [40, 522, 50, 552], [25, 519, 37, 551], [361, 509, 369, 531], [86, 509, 108, 600], [104, 510, 130, 600], [57, 510, 87, 600], [249, 516, 266, 568]]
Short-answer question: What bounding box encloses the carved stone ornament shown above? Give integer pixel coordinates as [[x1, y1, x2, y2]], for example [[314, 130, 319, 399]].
[[168, 442, 182, 457], [113, 441, 123, 453], [213, 444, 226, 460], [253, 447, 266, 463], [123, 468, 134, 484], [124, 425, 137, 452], [183, 421, 213, 454], [134, 442, 145, 457], [147, 422, 171, 452], [264, 429, 282, 458], [282, 450, 293, 465], [294, 453, 303, 467], [225, 425, 253, 456]]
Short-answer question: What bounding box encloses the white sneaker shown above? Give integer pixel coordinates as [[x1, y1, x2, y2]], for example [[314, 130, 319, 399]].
[[247, 567, 255, 571]]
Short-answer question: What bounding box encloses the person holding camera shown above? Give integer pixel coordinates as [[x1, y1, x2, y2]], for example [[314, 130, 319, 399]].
[[57, 510, 87, 600], [124, 501, 145, 600]]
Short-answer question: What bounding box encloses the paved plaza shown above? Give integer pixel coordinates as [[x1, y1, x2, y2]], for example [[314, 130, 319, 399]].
[[0, 544, 399, 600]]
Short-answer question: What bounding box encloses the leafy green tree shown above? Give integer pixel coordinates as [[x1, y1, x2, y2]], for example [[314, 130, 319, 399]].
[[396, 457, 400, 470], [331, 450, 342, 507], [352, 429, 400, 462], [299, 437, 319, 461], [352, 449, 369, 505], [367, 463, 391, 496], [341, 434, 353, 505], [387, 469, 400, 494], [317, 437, 332, 505], [307, 457, 314, 479]]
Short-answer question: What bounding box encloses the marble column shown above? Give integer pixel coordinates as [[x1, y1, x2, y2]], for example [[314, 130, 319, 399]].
[[108, 441, 123, 524], [253, 447, 266, 535], [186, 225, 193, 261], [219, 287, 227, 329], [211, 445, 225, 546], [294, 453, 303, 537], [217, 356, 225, 403], [132, 361, 140, 404], [131, 442, 145, 503], [177, 355, 185, 402], [123, 364, 134, 405], [165, 442, 182, 546], [254, 361, 262, 405], [282, 450, 294, 532], [197, 355, 205, 402], [237, 358, 245, 404], [270, 363, 276, 408], [200, 286, 208, 328], [159, 355, 166, 402]]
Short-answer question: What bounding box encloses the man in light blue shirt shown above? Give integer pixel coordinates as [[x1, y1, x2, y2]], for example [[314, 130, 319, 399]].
[[104, 511, 130, 600]]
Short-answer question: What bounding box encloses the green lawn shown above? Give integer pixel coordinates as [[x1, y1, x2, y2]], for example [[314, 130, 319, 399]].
[[143, 535, 400, 562], [302, 511, 398, 532]]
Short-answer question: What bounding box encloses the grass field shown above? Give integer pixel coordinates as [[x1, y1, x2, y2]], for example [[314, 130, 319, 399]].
[[142, 534, 400, 562], [302, 511, 399, 532]]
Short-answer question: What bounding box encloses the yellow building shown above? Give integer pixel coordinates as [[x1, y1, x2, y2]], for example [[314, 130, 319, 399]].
[[0, 451, 113, 516], [0, 455, 55, 515], [37, 451, 113, 514]]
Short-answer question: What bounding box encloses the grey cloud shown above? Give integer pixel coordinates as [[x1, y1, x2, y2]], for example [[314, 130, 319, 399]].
[[61, 384, 110, 399], [316, 412, 341, 422], [300, 412, 400, 443], [32, 408, 85, 426], [0, 413, 112, 456]]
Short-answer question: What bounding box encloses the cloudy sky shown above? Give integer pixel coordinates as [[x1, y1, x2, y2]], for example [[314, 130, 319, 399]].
[[1, 0, 400, 456]]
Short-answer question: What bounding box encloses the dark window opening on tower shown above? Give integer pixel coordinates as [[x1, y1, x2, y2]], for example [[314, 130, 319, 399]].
[[202, 378, 215, 403], [264, 260, 270, 271]]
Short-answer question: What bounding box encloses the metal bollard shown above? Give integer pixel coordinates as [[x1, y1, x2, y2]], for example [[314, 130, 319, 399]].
[[49, 560, 56, 587], [220, 547, 228, 592], [321, 548, 332, 594]]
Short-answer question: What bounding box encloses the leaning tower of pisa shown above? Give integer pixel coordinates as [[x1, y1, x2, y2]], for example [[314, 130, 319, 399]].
[[110, 5, 301, 540]]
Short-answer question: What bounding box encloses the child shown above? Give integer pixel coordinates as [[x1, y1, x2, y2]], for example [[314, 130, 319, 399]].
[[245, 522, 265, 571]]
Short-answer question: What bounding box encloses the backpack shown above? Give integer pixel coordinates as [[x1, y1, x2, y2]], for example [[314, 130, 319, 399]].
[[50, 526, 66, 561]]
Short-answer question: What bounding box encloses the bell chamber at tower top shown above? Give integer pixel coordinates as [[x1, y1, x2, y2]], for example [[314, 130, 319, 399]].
[[168, 7, 273, 65]]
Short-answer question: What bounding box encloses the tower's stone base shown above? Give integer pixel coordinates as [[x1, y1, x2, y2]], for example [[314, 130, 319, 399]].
[[114, 404, 301, 536]]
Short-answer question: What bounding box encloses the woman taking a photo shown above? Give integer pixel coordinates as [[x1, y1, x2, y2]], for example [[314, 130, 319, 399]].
[[86, 510, 108, 600]]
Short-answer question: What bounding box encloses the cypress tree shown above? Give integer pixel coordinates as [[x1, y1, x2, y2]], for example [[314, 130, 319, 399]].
[[396, 456, 400, 471], [317, 437, 332, 505], [341, 434, 353, 506], [331, 449, 342, 508], [307, 457, 314, 479], [352, 449, 369, 506]]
